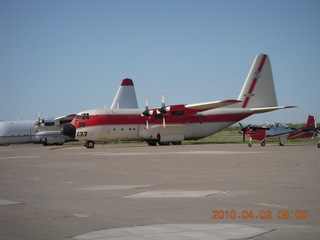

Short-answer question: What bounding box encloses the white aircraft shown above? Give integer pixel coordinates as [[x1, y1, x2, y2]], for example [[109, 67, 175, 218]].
[[0, 114, 76, 146], [0, 79, 136, 146], [62, 54, 295, 148]]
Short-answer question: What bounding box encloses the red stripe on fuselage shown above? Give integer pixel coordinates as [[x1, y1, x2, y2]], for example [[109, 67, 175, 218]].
[[242, 54, 267, 108], [72, 113, 252, 128]]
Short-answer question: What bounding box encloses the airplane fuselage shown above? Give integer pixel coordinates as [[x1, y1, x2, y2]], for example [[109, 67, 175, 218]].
[[67, 108, 253, 144], [0, 120, 74, 146]]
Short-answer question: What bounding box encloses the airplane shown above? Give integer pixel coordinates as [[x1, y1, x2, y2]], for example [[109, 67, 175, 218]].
[[0, 78, 136, 146], [62, 53, 295, 148], [0, 114, 76, 146], [239, 115, 320, 147]]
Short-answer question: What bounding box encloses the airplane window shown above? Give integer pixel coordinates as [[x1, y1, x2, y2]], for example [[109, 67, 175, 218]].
[[172, 111, 184, 117], [80, 113, 90, 120]]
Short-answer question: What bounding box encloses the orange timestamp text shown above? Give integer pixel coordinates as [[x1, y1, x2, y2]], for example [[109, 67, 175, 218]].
[[212, 210, 308, 220]]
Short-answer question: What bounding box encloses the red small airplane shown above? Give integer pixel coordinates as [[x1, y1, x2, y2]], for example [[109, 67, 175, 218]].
[[240, 115, 320, 147], [62, 54, 295, 148]]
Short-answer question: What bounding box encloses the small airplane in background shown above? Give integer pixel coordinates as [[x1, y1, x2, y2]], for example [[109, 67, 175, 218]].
[[62, 53, 295, 148], [239, 115, 320, 147], [0, 114, 76, 146]]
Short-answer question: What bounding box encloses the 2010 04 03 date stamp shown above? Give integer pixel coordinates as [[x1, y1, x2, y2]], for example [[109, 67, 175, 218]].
[[212, 210, 309, 220]]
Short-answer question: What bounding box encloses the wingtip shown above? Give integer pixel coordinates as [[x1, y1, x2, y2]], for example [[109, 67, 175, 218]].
[[284, 106, 298, 109]]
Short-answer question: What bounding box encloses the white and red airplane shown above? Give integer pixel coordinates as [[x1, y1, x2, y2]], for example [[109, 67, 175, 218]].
[[62, 54, 295, 148]]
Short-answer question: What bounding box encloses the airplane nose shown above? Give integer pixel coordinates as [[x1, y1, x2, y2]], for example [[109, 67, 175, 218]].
[[61, 124, 76, 139]]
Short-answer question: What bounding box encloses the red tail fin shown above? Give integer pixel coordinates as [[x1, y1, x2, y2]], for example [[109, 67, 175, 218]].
[[305, 115, 316, 129]]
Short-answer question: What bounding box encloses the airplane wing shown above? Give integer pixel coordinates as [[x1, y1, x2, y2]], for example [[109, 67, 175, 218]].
[[266, 129, 296, 137], [144, 99, 241, 120], [54, 114, 76, 125], [185, 99, 241, 110], [251, 106, 297, 114]]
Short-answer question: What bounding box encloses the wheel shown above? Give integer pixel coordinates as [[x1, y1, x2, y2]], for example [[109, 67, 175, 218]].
[[147, 141, 157, 146], [279, 142, 284, 146], [171, 141, 182, 145], [85, 141, 95, 148], [158, 141, 170, 146], [248, 143, 252, 147], [260, 141, 266, 147], [317, 143, 320, 148]]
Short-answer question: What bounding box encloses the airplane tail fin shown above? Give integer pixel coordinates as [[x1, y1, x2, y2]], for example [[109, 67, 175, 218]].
[[238, 54, 278, 109], [305, 115, 316, 129], [110, 78, 139, 109]]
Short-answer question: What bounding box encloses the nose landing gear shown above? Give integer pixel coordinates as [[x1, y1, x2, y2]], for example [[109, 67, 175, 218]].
[[85, 141, 95, 149]]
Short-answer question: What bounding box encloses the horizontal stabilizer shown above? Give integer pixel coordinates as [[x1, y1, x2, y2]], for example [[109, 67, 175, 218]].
[[186, 99, 241, 110]]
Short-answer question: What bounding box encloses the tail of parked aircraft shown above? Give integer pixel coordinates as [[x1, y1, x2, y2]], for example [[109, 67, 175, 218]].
[[305, 115, 317, 129], [238, 54, 278, 108], [110, 78, 139, 109]]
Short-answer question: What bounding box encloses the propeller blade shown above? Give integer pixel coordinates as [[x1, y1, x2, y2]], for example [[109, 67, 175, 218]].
[[142, 96, 152, 117], [142, 96, 151, 130], [239, 123, 251, 142], [35, 112, 41, 126], [146, 96, 149, 109], [162, 114, 166, 128], [161, 92, 165, 108]]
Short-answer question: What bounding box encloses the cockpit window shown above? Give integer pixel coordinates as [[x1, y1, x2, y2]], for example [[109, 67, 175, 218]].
[[264, 122, 289, 128], [76, 113, 90, 120]]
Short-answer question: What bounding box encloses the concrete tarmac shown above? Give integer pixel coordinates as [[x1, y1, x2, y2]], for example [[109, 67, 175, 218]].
[[0, 143, 319, 239]]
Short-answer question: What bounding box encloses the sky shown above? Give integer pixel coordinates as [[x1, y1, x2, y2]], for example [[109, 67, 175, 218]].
[[0, 0, 319, 124]]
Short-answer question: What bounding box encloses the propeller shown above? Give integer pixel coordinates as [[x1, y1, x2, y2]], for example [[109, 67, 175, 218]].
[[157, 92, 170, 128], [141, 96, 153, 130], [239, 123, 251, 142], [35, 112, 41, 127]]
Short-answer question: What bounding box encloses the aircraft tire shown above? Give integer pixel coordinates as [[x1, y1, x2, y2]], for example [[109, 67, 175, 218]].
[[248, 143, 252, 147], [317, 143, 320, 148], [147, 141, 157, 146], [158, 141, 170, 146], [85, 141, 95, 149], [279, 142, 284, 146], [171, 141, 182, 145], [261, 141, 266, 147]]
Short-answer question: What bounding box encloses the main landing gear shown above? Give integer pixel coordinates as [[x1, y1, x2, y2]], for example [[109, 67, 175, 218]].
[[85, 141, 95, 149], [147, 141, 182, 146]]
